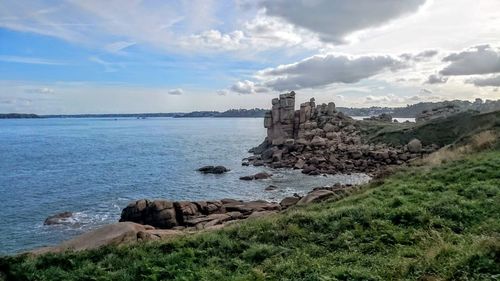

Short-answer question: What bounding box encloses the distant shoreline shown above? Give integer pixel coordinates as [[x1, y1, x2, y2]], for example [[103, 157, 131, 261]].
[[2, 98, 499, 119]]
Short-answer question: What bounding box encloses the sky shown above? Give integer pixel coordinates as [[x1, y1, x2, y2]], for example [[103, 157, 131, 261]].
[[0, 0, 499, 114]]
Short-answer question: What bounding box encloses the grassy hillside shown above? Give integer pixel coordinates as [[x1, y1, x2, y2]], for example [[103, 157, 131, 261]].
[[1, 149, 499, 280], [361, 110, 500, 146]]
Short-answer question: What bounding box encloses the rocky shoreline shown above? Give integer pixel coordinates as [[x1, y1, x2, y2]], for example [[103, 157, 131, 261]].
[[35, 183, 360, 254], [245, 92, 435, 176]]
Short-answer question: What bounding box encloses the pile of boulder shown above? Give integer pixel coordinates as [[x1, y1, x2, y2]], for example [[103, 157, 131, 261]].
[[119, 198, 281, 230], [246, 92, 433, 176], [119, 184, 359, 231]]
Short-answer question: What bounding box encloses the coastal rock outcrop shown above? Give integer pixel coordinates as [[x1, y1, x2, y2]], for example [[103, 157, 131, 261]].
[[248, 92, 433, 175], [120, 183, 362, 231], [120, 198, 280, 230], [197, 165, 230, 174]]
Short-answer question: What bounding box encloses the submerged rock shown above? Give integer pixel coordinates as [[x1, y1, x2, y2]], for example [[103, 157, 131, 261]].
[[265, 185, 278, 191], [239, 172, 272, 180], [44, 212, 74, 225]]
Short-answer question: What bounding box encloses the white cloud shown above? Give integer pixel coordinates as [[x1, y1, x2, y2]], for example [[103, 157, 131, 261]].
[[0, 1, 204, 53], [256, 53, 407, 91], [230, 80, 254, 94], [259, 0, 427, 43], [0, 55, 66, 65], [183, 30, 246, 51], [168, 88, 184, 95], [440, 45, 500, 76], [104, 41, 136, 54], [180, 13, 322, 53]]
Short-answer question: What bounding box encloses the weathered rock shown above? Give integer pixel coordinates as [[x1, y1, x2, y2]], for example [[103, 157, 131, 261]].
[[249, 139, 270, 154], [323, 123, 336, 132], [31, 222, 181, 254], [149, 200, 177, 228], [262, 147, 277, 161], [280, 197, 300, 209], [408, 139, 422, 153], [294, 158, 305, 169], [197, 165, 230, 174], [310, 136, 327, 146], [120, 199, 151, 224], [174, 201, 200, 224], [44, 211, 74, 225], [297, 189, 336, 205], [223, 200, 281, 214]]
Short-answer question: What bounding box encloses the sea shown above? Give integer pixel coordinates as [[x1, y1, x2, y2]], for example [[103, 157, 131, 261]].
[[0, 117, 373, 254]]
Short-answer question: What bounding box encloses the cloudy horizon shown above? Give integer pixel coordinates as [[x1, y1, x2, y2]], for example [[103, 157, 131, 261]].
[[1, 0, 499, 114]]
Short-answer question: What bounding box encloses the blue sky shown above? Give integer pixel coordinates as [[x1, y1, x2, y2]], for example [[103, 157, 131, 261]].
[[1, 0, 499, 114]]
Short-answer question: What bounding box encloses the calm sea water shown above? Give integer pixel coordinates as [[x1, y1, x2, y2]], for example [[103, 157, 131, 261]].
[[0, 117, 370, 254]]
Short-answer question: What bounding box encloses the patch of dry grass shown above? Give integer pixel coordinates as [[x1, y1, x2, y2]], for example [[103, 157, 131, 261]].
[[422, 130, 498, 166]]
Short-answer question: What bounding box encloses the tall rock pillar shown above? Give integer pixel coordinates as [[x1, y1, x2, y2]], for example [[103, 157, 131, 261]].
[[264, 91, 296, 145]]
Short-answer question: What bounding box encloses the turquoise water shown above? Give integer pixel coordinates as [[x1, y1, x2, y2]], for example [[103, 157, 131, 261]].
[[0, 118, 370, 254]]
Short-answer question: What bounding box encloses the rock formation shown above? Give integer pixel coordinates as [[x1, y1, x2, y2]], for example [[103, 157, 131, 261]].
[[197, 166, 230, 174], [120, 183, 361, 231], [248, 92, 434, 175], [120, 198, 281, 230], [44, 212, 74, 225], [416, 104, 462, 122]]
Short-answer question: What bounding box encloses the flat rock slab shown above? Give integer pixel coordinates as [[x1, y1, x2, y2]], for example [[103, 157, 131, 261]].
[[31, 222, 176, 254], [297, 189, 336, 205], [223, 200, 281, 214]]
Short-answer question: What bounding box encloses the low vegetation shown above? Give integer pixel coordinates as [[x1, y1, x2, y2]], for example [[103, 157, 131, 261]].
[[1, 148, 499, 280]]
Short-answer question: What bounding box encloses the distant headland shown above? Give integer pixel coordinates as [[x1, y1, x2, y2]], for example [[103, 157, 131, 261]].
[[2, 98, 499, 119]]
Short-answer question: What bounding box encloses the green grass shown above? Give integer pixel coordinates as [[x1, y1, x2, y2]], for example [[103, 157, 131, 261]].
[[1, 150, 500, 281]]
